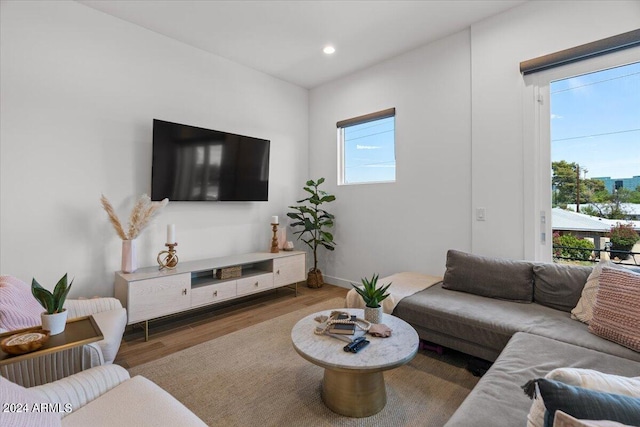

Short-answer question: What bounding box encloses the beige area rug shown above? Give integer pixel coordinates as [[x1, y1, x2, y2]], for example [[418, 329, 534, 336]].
[[129, 298, 479, 426]]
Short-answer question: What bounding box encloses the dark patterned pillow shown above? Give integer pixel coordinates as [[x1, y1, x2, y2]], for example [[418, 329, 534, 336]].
[[535, 378, 640, 427]]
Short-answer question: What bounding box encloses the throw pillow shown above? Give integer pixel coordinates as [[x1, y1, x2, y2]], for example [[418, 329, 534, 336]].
[[589, 267, 640, 352], [533, 263, 592, 312], [571, 262, 627, 324], [535, 379, 640, 427], [441, 250, 534, 302], [526, 368, 640, 427], [0, 276, 43, 331], [0, 377, 62, 427], [554, 411, 633, 427]]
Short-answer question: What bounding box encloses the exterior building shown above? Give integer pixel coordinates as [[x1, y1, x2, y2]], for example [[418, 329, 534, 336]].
[[592, 176, 640, 193]]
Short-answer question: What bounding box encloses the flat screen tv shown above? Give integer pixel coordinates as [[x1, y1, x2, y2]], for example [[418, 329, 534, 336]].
[[151, 119, 270, 201]]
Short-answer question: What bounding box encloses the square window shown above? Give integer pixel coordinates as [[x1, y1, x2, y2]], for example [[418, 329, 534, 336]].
[[337, 108, 396, 185]]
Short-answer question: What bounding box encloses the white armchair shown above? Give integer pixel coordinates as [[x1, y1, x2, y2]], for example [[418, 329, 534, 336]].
[[0, 296, 127, 387], [0, 364, 207, 427]]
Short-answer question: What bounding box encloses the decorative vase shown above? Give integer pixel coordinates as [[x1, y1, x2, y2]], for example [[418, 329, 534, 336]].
[[41, 310, 68, 336], [307, 268, 324, 288], [364, 306, 383, 324], [122, 239, 137, 273]]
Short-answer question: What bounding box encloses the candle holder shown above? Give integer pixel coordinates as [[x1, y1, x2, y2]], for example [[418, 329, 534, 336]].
[[270, 223, 279, 253], [158, 242, 179, 270]]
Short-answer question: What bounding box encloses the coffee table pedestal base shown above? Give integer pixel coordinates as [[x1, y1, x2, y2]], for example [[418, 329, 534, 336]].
[[322, 368, 386, 417]]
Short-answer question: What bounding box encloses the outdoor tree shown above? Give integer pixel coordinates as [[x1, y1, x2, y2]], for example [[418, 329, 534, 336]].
[[552, 161, 605, 207]]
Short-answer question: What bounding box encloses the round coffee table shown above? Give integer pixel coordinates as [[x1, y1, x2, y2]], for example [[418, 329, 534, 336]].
[[291, 308, 419, 417]]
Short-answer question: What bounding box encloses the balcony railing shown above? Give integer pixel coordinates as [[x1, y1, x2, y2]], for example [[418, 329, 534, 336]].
[[552, 245, 639, 265]]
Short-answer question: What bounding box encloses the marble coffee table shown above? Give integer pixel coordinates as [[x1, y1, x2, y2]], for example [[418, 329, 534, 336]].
[[291, 308, 419, 417]]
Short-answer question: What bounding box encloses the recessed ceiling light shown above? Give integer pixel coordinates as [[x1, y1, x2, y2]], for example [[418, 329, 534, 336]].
[[323, 46, 336, 55]]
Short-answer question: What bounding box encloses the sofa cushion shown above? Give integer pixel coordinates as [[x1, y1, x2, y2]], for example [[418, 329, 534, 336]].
[[0, 376, 62, 427], [442, 250, 534, 302], [62, 375, 206, 427], [395, 283, 640, 363], [0, 276, 43, 331], [533, 263, 592, 312], [443, 333, 640, 427], [536, 379, 640, 427], [589, 267, 640, 352], [527, 368, 640, 427]]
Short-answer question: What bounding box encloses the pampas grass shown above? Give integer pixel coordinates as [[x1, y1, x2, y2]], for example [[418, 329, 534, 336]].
[[101, 194, 168, 240]]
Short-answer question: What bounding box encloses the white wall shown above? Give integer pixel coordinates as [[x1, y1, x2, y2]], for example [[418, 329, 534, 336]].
[[0, 1, 308, 297], [309, 0, 640, 287], [309, 30, 472, 286]]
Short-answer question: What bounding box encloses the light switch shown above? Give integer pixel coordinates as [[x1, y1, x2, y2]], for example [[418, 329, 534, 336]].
[[476, 208, 486, 221]]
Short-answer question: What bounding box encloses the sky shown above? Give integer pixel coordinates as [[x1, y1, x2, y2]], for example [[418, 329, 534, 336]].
[[551, 61, 640, 180], [343, 116, 395, 184]]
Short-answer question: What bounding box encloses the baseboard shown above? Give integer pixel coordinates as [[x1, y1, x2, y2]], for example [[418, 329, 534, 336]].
[[323, 275, 354, 289]]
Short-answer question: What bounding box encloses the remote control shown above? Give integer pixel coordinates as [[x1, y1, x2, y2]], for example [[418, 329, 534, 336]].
[[343, 337, 370, 353]]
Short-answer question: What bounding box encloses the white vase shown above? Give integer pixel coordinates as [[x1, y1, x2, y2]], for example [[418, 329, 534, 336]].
[[121, 239, 137, 273], [41, 310, 68, 335], [364, 306, 383, 324]]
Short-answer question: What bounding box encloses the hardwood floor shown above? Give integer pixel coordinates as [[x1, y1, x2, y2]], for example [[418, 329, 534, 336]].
[[114, 283, 348, 369]]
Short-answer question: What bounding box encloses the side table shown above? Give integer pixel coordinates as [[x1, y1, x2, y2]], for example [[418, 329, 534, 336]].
[[0, 316, 103, 367]]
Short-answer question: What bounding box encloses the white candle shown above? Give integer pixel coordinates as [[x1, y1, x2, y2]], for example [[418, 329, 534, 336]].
[[167, 224, 176, 244], [271, 216, 279, 224]]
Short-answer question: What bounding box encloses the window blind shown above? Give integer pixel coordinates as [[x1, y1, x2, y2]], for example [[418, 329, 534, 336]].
[[337, 108, 395, 128], [520, 28, 640, 75]]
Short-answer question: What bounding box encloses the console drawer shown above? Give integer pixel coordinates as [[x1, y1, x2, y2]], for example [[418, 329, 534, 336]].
[[237, 273, 273, 296], [191, 281, 237, 307]]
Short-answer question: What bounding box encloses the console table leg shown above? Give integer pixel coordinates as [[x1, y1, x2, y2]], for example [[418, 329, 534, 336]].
[[144, 320, 149, 342]]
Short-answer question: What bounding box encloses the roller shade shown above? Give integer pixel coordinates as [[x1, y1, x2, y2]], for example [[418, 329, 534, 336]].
[[520, 29, 640, 75]]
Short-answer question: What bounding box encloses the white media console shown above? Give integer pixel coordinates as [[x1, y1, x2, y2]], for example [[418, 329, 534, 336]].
[[114, 251, 306, 340]]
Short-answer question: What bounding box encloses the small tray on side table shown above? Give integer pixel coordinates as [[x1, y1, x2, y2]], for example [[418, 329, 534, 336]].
[[0, 316, 103, 366]]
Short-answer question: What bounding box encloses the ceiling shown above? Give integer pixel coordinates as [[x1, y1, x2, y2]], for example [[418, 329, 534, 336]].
[[78, 0, 526, 89]]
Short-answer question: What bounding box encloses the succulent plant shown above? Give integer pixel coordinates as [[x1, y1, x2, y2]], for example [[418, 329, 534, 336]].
[[351, 274, 391, 308], [31, 274, 73, 315]]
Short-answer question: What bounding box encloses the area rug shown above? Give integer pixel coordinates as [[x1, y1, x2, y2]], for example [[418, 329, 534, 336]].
[[129, 297, 479, 426]]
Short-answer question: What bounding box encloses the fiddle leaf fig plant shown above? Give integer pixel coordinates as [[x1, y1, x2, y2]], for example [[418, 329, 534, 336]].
[[352, 274, 391, 308], [287, 177, 336, 275], [31, 274, 73, 315]]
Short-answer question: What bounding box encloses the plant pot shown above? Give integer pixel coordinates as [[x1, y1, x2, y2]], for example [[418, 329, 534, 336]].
[[610, 243, 633, 260], [122, 239, 138, 273], [364, 306, 383, 324], [41, 310, 68, 336], [307, 268, 324, 288]]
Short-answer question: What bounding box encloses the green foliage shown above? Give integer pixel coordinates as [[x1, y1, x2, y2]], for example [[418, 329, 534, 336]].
[[552, 232, 595, 261], [31, 274, 73, 314], [287, 178, 336, 271], [351, 274, 391, 308], [551, 161, 604, 207], [609, 222, 640, 249]]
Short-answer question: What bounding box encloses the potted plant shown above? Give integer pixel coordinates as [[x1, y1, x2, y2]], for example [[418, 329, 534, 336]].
[[287, 178, 336, 288], [608, 222, 640, 260], [32, 274, 73, 335], [351, 274, 391, 324]]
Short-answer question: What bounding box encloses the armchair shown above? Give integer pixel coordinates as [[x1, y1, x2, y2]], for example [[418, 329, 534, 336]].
[[0, 276, 127, 387], [0, 364, 207, 427]]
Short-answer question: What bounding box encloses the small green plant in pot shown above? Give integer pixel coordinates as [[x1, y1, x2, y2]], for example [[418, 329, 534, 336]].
[[351, 274, 391, 324], [608, 222, 640, 260], [32, 274, 73, 335], [287, 178, 336, 288]]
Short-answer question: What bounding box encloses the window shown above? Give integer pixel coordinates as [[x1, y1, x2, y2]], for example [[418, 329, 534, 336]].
[[523, 44, 640, 262], [337, 108, 395, 185]]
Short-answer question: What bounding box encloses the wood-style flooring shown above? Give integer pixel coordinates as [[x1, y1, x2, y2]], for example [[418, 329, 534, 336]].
[[114, 283, 348, 369]]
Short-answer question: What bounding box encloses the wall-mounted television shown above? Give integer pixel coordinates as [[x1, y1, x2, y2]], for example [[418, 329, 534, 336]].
[[151, 119, 270, 201]]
